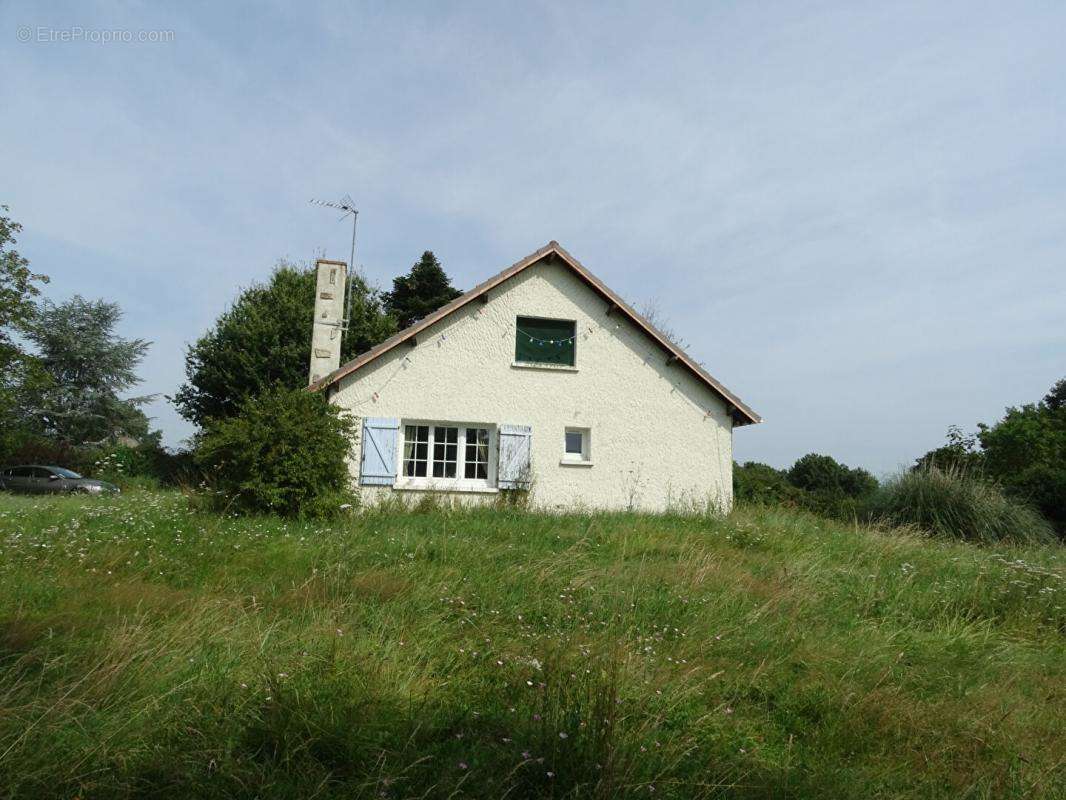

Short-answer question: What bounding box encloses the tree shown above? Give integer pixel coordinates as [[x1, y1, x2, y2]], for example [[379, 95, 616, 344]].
[[174, 262, 395, 427], [733, 461, 806, 506], [1044, 378, 1066, 412], [0, 206, 49, 456], [195, 386, 355, 517], [383, 251, 462, 329], [913, 425, 985, 473], [22, 296, 153, 447], [0, 206, 48, 363], [787, 453, 878, 497], [977, 379, 1066, 534]]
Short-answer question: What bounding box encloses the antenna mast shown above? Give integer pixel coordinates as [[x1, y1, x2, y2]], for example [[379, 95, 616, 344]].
[[310, 195, 359, 330]]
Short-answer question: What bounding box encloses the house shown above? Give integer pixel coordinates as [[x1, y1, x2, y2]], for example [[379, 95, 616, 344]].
[[309, 241, 760, 512]]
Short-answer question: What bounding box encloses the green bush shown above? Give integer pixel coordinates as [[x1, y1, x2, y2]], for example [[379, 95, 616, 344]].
[[978, 394, 1066, 535], [788, 453, 878, 497], [195, 386, 356, 517], [913, 425, 986, 473], [3, 436, 194, 489], [866, 466, 1055, 544], [733, 461, 806, 506]]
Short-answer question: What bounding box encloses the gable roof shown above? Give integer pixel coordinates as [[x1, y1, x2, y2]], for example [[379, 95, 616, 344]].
[[310, 241, 761, 426]]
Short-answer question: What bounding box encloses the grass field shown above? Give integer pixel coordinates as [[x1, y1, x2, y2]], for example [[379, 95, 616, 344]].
[[0, 492, 1063, 799]]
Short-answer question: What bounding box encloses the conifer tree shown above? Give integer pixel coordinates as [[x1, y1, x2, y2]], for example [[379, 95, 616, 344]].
[[383, 251, 462, 329]]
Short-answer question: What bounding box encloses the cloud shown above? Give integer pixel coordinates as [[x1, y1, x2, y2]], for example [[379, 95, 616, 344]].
[[1, 0, 1063, 472]]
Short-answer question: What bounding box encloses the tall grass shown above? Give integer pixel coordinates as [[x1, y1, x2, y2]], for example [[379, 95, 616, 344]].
[[868, 465, 1056, 544], [0, 492, 1062, 798]]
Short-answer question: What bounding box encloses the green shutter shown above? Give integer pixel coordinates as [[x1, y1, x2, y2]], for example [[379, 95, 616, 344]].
[[515, 317, 576, 365]]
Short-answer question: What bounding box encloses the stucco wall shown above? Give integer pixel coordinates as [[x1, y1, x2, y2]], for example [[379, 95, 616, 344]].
[[330, 258, 734, 512]]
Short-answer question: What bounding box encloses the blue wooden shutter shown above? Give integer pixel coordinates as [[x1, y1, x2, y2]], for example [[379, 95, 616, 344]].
[[498, 424, 532, 490], [360, 417, 399, 486]]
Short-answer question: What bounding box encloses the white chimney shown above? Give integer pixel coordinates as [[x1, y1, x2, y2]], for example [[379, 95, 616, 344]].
[[308, 259, 347, 385]]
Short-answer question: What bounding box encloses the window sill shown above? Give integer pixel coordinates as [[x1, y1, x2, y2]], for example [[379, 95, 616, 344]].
[[511, 361, 578, 372], [559, 459, 594, 467], [392, 481, 499, 494]]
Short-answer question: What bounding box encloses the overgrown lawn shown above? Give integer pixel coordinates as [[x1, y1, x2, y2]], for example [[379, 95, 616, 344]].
[[0, 492, 1062, 798]]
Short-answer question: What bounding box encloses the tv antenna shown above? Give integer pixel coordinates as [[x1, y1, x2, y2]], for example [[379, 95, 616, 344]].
[[310, 195, 359, 330]]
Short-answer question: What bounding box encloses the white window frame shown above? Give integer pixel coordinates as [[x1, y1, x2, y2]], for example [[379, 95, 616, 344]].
[[397, 420, 497, 490], [561, 426, 592, 465]]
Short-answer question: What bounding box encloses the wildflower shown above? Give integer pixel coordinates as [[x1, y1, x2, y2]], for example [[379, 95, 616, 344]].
[[559, 732, 568, 739], [521, 751, 531, 759], [458, 761, 468, 770], [546, 771, 555, 778]]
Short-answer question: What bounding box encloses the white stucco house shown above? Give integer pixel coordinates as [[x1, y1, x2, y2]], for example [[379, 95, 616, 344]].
[[308, 241, 760, 512]]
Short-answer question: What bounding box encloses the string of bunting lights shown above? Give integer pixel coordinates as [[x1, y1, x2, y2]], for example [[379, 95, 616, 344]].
[[515, 327, 578, 347]]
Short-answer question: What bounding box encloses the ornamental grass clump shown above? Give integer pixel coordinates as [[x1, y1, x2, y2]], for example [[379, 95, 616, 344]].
[[194, 385, 356, 517], [867, 465, 1055, 544]]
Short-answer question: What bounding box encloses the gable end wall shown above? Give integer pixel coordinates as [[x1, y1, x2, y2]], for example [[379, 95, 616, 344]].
[[331, 259, 734, 512]]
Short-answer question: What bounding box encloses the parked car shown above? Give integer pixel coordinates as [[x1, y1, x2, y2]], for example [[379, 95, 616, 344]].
[[0, 465, 119, 495]]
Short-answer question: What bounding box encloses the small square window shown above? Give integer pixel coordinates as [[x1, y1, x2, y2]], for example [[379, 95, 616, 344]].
[[563, 427, 591, 463]]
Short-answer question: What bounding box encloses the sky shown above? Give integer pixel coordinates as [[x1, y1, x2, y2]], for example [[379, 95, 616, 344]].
[[2, 0, 1064, 477]]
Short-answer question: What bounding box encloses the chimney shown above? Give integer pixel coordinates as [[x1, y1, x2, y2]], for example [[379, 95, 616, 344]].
[[308, 259, 347, 385]]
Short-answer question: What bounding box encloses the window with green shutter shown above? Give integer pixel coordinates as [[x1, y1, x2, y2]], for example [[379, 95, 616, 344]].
[[515, 316, 576, 366]]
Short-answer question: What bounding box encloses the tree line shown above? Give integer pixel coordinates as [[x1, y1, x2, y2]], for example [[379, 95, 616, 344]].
[[735, 377, 1066, 540]]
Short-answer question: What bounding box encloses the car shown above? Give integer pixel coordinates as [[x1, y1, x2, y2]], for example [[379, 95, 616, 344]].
[[0, 465, 120, 495]]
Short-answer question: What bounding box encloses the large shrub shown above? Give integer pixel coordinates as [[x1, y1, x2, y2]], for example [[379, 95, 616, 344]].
[[733, 461, 806, 506], [195, 386, 355, 517], [866, 466, 1055, 545], [915, 378, 1066, 536], [788, 453, 878, 497], [978, 393, 1066, 535]]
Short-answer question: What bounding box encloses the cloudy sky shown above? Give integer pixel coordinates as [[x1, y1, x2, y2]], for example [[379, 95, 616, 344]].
[[2, 1, 1064, 475]]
